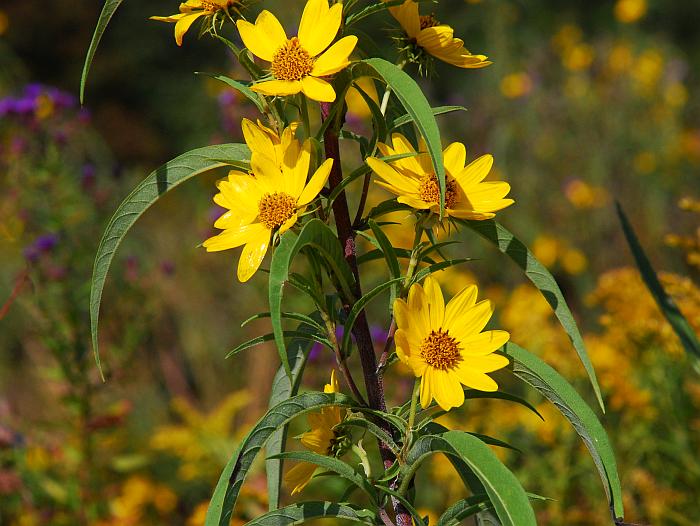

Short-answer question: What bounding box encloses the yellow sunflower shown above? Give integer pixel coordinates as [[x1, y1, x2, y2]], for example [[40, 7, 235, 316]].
[[285, 371, 346, 495], [386, 0, 491, 69], [151, 0, 241, 46], [235, 0, 358, 102], [366, 133, 514, 220], [203, 123, 332, 282], [393, 277, 510, 411], [241, 118, 300, 171]]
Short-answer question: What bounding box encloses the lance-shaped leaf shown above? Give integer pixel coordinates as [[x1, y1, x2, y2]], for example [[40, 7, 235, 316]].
[[405, 431, 536, 526], [269, 220, 356, 376], [90, 144, 250, 378], [617, 202, 700, 360], [205, 391, 394, 526], [197, 73, 265, 112], [266, 323, 314, 511], [354, 58, 447, 218], [438, 494, 493, 526], [390, 105, 468, 131], [81, 0, 124, 103], [503, 343, 624, 522], [245, 502, 376, 525], [460, 218, 605, 411], [268, 451, 377, 502]]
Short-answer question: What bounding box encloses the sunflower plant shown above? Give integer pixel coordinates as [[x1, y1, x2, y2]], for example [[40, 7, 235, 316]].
[[82, 1, 626, 524]]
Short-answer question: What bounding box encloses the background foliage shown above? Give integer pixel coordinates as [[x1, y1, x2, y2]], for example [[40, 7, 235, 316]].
[[1, 0, 699, 524]]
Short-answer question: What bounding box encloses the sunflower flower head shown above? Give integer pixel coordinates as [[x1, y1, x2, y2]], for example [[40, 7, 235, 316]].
[[151, 0, 244, 46], [394, 277, 510, 411], [385, 0, 491, 74], [203, 121, 332, 282], [284, 371, 349, 495], [236, 0, 358, 102], [366, 133, 514, 223]]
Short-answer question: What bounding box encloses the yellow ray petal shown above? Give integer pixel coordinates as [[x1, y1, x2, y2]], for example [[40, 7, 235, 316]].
[[453, 154, 494, 188], [285, 462, 318, 495], [278, 213, 299, 235], [419, 367, 434, 408], [408, 282, 430, 336], [390, 0, 420, 38], [237, 234, 271, 282], [203, 222, 267, 252], [443, 142, 466, 177], [236, 12, 286, 62], [443, 284, 478, 329], [298, 0, 343, 57], [423, 277, 445, 328], [453, 368, 498, 392], [173, 12, 204, 46], [397, 195, 433, 210], [297, 158, 333, 206], [311, 36, 358, 77], [286, 140, 312, 198], [366, 158, 420, 195], [460, 330, 510, 356], [251, 79, 303, 97], [433, 369, 465, 410], [394, 328, 412, 366], [301, 76, 336, 102], [449, 299, 494, 341], [390, 133, 425, 175], [467, 353, 510, 373], [242, 118, 277, 163], [213, 208, 258, 230]]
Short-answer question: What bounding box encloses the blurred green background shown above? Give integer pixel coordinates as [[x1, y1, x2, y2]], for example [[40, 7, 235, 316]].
[[1, 0, 699, 524]]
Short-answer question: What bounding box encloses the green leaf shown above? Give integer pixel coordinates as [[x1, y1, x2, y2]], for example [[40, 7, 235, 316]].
[[245, 502, 375, 525], [345, 0, 409, 26], [205, 392, 360, 526], [357, 248, 415, 266], [225, 331, 331, 359], [80, 0, 124, 103], [197, 73, 264, 112], [241, 312, 325, 334], [268, 452, 377, 501], [410, 258, 472, 284], [353, 81, 388, 154], [266, 322, 314, 511], [438, 494, 493, 526], [340, 417, 401, 456], [406, 431, 536, 526], [460, 218, 605, 412], [90, 144, 250, 378], [368, 219, 402, 304], [375, 485, 428, 526], [413, 389, 544, 423], [390, 105, 468, 131], [616, 202, 700, 360], [355, 58, 447, 218], [269, 220, 356, 376], [502, 343, 624, 521], [340, 278, 404, 357]]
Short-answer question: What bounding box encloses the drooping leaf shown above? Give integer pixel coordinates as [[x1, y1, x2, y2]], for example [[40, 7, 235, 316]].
[[340, 417, 401, 456], [616, 202, 700, 360], [503, 343, 624, 521], [197, 73, 265, 112], [241, 312, 325, 334], [412, 389, 544, 423], [405, 431, 536, 526], [340, 278, 404, 357], [460, 218, 605, 411], [269, 220, 356, 376], [244, 502, 376, 525], [225, 331, 331, 359], [266, 321, 315, 511], [80, 0, 124, 103], [390, 105, 468, 131], [205, 392, 360, 526], [345, 0, 410, 26], [268, 452, 377, 501], [90, 144, 250, 378], [354, 58, 447, 218]]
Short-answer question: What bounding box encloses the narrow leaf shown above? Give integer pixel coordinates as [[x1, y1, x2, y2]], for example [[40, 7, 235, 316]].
[[390, 105, 468, 131], [503, 342, 624, 521], [197, 73, 265, 112], [355, 58, 447, 218], [225, 331, 330, 359], [460, 218, 605, 411], [616, 202, 700, 359], [245, 502, 375, 525], [81, 0, 124, 103], [90, 144, 249, 378], [269, 220, 356, 376], [407, 431, 536, 526]]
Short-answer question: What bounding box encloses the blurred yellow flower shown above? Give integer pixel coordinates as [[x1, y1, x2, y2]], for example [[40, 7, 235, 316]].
[[204, 122, 333, 281], [632, 49, 664, 93], [564, 179, 609, 209], [345, 77, 379, 120], [284, 371, 346, 494], [236, 0, 357, 102], [0, 9, 8, 36], [633, 150, 657, 174], [614, 0, 647, 24], [500, 72, 533, 99], [394, 277, 510, 411], [386, 0, 491, 69], [151, 0, 241, 46], [561, 248, 587, 275], [367, 133, 514, 220], [563, 43, 595, 71]]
